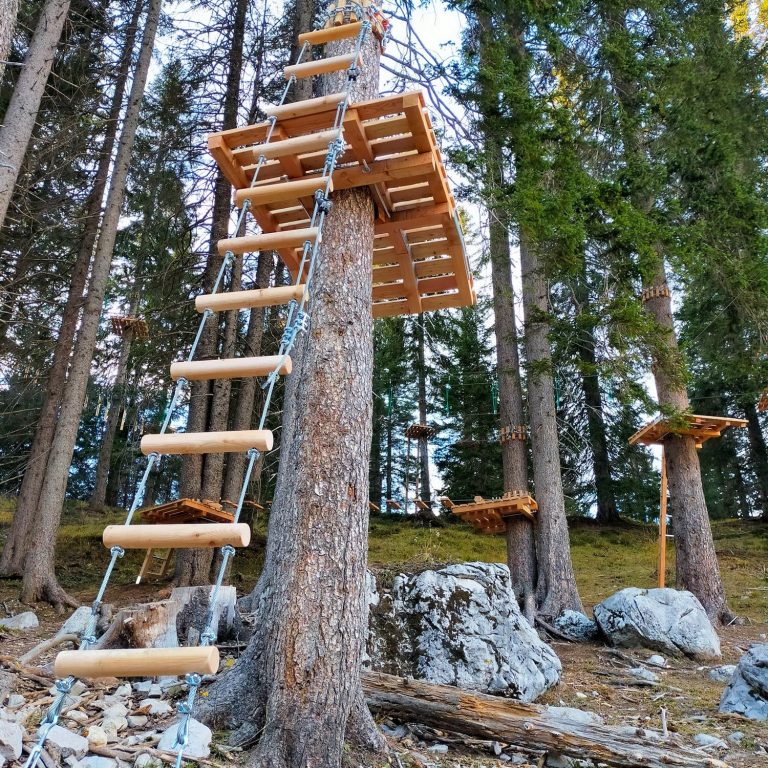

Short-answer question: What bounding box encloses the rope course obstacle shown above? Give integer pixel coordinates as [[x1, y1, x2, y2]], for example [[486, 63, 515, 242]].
[[23, 5, 474, 767], [445, 491, 538, 534], [629, 414, 747, 588]]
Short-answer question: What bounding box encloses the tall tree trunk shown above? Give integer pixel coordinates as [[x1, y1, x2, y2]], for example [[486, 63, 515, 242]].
[[0, 0, 72, 230], [386, 402, 393, 503], [0, 0, 19, 83], [520, 237, 583, 618], [90, 327, 135, 510], [20, 0, 162, 608], [744, 402, 768, 518], [413, 314, 435, 523], [0, 0, 142, 578], [196, 24, 386, 765]]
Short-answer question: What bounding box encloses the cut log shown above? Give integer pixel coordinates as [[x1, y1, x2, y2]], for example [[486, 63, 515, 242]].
[[196, 284, 306, 313], [170, 355, 292, 381], [102, 523, 251, 550], [55, 646, 219, 679], [93, 600, 183, 650], [362, 672, 731, 768], [140, 429, 273, 456]]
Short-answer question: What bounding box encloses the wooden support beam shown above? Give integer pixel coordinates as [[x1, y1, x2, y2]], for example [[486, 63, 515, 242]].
[[298, 20, 363, 45], [103, 523, 251, 550], [207, 136, 249, 188], [170, 355, 292, 381], [217, 227, 319, 256], [196, 284, 306, 313], [284, 52, 361, 80], [332, 152, 435, 191], [55, 646, 220, 680], [235, 177, 331, 208], [141, 429, 274, 456]]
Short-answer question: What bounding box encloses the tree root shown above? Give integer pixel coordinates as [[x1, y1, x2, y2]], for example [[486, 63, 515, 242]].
[[20, 576, 80, 612]]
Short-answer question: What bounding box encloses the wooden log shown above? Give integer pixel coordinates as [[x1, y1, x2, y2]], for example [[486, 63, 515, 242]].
[[54, 646, 219, 679], [265, 92, 347, 121], [140, 429, 273, 456], [250, 128, 340, 162], [93, 601, 182, 650], [362, 672, 731, 768], [102, 523, 251, 550], [283, 52, 361, 80], [217, 227, 319, 256], [234, 176, 331, 208], [170, 355, 292, 381], [196, 284, 306, 313], [298, 21, 363, 46]]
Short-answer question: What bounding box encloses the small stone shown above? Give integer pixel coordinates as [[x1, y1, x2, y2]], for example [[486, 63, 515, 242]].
[[148, 684, 162, 698], [0, 612, 38, 631], [628, 667, 660, 684], [76, 756, 117, 768], [71, 681, 87, 697], [86, 725, 108, 748], [427, 743, 448, 754], [113, 684, 132, 698], [132, 681, 152, 694], [708, 665, 737, 683], [492, 740, 503, 755], [553, 610, 600, 642], [102, 716, 128, 740], [158, 718, 211, 759], [46, 725, 89, 759], [646, 655, 667, 668], [66, 710, 88, 723], [693, 733, 727, 749], [575, 692, 588, 699], [5, 695, 24, 710], [134, 755, 162, 768], [0, 721, 23, 761], [128, 715, 148, 728], [138, 699, 172, 716], [103, 703, 128, 719], [545, 706, 603, 725], [728, 731, 744, 744]]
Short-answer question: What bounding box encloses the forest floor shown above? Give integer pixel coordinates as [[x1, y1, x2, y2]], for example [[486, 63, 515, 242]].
[[0, 499, 767, 766]]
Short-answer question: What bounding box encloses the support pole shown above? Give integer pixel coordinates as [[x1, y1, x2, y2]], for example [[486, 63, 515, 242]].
[[658, 446, 667, 588]]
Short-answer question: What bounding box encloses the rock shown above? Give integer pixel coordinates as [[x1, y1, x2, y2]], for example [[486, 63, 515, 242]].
[[709, 665, 737, 683], [546, 755, 596, 767], [128, 715, 148, 728], [627, 667, 660, 684], [46, 725, 89, 759], [553, 611, 599, 642], [86, 725, 108, 748], [427, 743, 448, 754], [0, 611, 38, 631], [66, 710, 88, 723], [545, 706, 603, 725], [693, 733, 727, 749], [157, 718, 211, 759], [76, 756, 117, 768], [0, 672, 14, 698], [114, 684, 132, 698], [138, 699, 172, 716], [593, 588, 721, 660], [102, 703, 128, 719], [0, 721, 23, 762], [728, 731, 744, 744], [5, 695, 24, 711], [367, 562, 561, 701], [102, 716, 128, 740], [134, 756, 162, 768], [719, 644, 768, 720], [57, 606, 91, 638], [646, 654, 667, 668]]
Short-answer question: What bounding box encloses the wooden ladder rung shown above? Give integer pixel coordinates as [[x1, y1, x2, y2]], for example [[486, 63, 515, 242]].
[[235, 177, 332, 208], [217, 227, 320, 256], [265, 92, 347, 121], [170, 355, 292, 381], [196, 284, 306, 313], [104, 523, 251, 550], [54, 646, 219, 680], [284, 52, 361, 80], [251, 128, 340, 162], [298, 21, 363, 46], [141, 429, 274, 456]]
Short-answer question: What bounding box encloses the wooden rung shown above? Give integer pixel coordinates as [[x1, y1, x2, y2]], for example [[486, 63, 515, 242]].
[[251, 129, 340, 162], [103, 523, 251, 550], [284, 52, 361, 80], [54, 646, 219, 680], [217, 227, 320, 256], [196, 284, 306, 313], [298, 21, 363, 46], [141, 430, 274, 456], [265, 92, 347, 121], [170, 355, 292, 381], [235, 177, 331, 208]]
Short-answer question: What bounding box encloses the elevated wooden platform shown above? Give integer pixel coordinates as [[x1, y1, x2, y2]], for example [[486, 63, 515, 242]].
[[208, 90, 475, 317], [628, 414, 747, 449], [110, 315, 149, 340], [405, 422, 435, 439], [758, 390, 768, 413], [450, 492, 537, 534]]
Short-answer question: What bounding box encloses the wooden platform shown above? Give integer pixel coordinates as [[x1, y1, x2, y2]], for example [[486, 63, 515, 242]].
[[110, 315, 149, 340], [140, 498, 236, 524], [759, 390, 768, 413], [208, 90, 475, 317], [628, 414, 747, 449], [405, 423, 435, 439], [450, 492, 537, 534]]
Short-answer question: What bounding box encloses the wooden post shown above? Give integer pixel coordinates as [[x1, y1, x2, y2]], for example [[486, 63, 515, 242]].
[[658, 446, 667, 588]]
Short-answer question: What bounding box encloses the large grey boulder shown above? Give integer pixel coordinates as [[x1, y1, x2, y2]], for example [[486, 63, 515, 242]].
[[719, 644, 768, 720], [593, 588, 721, 660], [367, 562, 561, 701]]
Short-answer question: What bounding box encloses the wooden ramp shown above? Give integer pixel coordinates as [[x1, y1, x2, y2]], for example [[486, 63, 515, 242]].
[[208, 92, 475, 317], [450, 492, 537, 534]]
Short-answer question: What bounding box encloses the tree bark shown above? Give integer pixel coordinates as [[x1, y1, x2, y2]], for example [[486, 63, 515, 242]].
[[196, 25, 386, 766], [744, 401, 768, 518], [20, 0, 162, 608], [0, 0, 72, 230], [520, 236, 583, 618], [0, 0, 19, 84], [0, 0, 143, 577], [362, 672, 729, 768]]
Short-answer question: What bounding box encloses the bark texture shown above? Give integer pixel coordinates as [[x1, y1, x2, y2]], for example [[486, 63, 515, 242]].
[[20, 0, 162, 607], [0, 0, 72, 229], [0, 0, 142, 576], [196, 26, 386, 767], [0, 0, 19, 84], [520, 237, 583, 618]]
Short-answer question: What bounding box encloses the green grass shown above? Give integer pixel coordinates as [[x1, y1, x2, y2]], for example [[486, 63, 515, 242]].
[[1, 497, 766, 620]]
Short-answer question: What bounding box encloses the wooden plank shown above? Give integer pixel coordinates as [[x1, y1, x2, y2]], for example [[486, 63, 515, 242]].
[[284, 52, 361, 80], [373, 265, 403, 283], [372, 281, 408, 301], [414, 257, 455, 279], [364, 114, 411, 141], [103, 523, 251, 550], [331, 152, 435, 191], [170, 355, 292, 381], [141, 429, 274, 456], [207, 135, 249, 188], [298, 20, 363, 45], [373, 300, 409, 318], [410, 238, 450, 259]]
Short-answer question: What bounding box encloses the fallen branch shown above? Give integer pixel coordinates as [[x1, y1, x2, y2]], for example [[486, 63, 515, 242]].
[[20, 633, 79, 665], [0, 655, 54, 686], [362, 672, 731, 768], [90, 742, 227, 767]]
